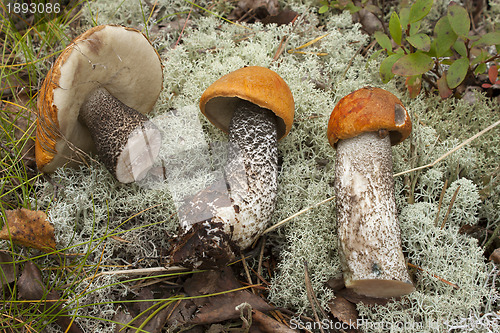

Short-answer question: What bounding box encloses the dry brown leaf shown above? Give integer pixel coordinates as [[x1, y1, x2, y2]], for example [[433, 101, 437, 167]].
[[113, 287, 171, 333], [489, 248, 500, 264], [328, 295, 359, 330], [0, 251, 17, 287], [0, 208, 56, 252], [18, 261, 83, 333]]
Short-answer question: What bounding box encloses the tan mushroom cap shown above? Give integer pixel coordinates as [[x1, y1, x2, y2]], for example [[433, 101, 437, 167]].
[[199, 66, 294, 140], [35, 24, 163, 172], [327, 87, 412, 147]]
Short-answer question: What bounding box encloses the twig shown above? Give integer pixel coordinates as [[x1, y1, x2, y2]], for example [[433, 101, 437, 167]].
[[304, 261, 325, 333], [257, 235, 266, 280], [304, 261, 328, 333], [434, 179, 448, 227], [174, 3, 193, 48], [440, 185, 461, 229], [240, 253, 255, 294], [82, 266, 187, 281], [408, 262, 459, 290]]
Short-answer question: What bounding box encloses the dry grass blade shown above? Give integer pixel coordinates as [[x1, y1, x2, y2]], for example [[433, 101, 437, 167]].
[[393, 119, 500, 177], [262, 196, 335, 234], [265, 119, 499, 233]]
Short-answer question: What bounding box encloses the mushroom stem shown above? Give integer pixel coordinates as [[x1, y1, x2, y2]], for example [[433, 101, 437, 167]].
[[225, 100, 278, 249], [171, 100, 278, 268], [79, 87, 161, 183], [334, 131, 414, 298]]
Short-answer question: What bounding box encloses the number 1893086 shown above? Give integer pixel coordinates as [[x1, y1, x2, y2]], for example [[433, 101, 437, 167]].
[[6, 2, 61, 14]]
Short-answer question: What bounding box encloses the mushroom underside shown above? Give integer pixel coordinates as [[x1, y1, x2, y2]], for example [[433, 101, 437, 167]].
[[334, 131, 414, 298], [79, 87, 161, 183]]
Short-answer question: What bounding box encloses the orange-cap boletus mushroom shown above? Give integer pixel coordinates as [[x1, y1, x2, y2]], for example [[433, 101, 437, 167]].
[[172, 66, 294, 268], [36, 25, 163, 183], [327, 86, 415, 298]]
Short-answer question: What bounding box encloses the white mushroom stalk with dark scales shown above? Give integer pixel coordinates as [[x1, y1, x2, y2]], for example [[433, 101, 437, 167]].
[[171, 66, 294, 268], [36, 25, 163, 183], [327, 86, 415, 298]]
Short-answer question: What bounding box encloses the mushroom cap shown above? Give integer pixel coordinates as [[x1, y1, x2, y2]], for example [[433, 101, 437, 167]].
[[327, 86, 411, 147], [199, 66, 294, 140], [35, 25, 163, 172]]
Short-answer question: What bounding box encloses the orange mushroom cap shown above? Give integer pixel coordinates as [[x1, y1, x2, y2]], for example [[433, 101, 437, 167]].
[[199, 66, 295, 140], [327, 86, 412, 148]]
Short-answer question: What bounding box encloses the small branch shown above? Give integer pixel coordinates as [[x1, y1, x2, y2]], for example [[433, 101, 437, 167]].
[[304, 261, 326, 333], [434, 179, 448, 227], [440, 185, 461, 229], [408, 262, 459, 290]]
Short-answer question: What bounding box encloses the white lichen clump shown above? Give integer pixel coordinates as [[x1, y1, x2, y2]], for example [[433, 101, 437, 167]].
[[29, 1, 500, 332]]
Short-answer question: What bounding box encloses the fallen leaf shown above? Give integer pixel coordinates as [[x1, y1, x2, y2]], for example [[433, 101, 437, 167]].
[[328, 295, 359, 329], [184, 268, 274, 325], [0, 208, 56, 252], [489, 248, 500, 264], [0, 251, 17, 287], [166, 267, 274, 330], [18, 261, 83, 333], [260, 9, 298, 25], [113, 288, 172, 333], [228, 0, 280, 22]]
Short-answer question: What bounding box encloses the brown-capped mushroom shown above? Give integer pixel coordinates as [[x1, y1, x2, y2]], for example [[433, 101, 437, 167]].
[[171, 66, 294, 268], [327, 86, 415, 298], [36, 25, 163, 183]]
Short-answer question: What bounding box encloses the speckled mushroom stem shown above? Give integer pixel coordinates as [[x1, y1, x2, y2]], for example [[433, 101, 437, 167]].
[[79, 87, 161, 183], [224, 100, 278, 248], [334, 131, 414, 298], [171, 100, 278, 268]]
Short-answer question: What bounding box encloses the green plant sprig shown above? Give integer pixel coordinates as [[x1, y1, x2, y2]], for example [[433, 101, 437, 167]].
[[371, 0, 500, 98]]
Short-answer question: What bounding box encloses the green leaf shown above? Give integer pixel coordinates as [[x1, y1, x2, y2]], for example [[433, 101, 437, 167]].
[[474, 63, 486, 75], [472, 32, 500, 47], [364, 4, 382, 14], [406, 33, 431, 52], [346, 3, 361, 14], [470, 49, 489, 66], [319, 5, 329, 14], [409, 21, 421, 36], [409, 0, 433, 23], [367, 49, 384, 65], [434, 16, 458, 57], [399, 7, 410, 29], [392, 52, 434, 76], [453, 40, 467, 57], [447, 4, 470, 38], [389, 12, 402, 45], [374, 31, 392, 52], [380, 53, 404, 83], [446, 58, 469, 89]]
